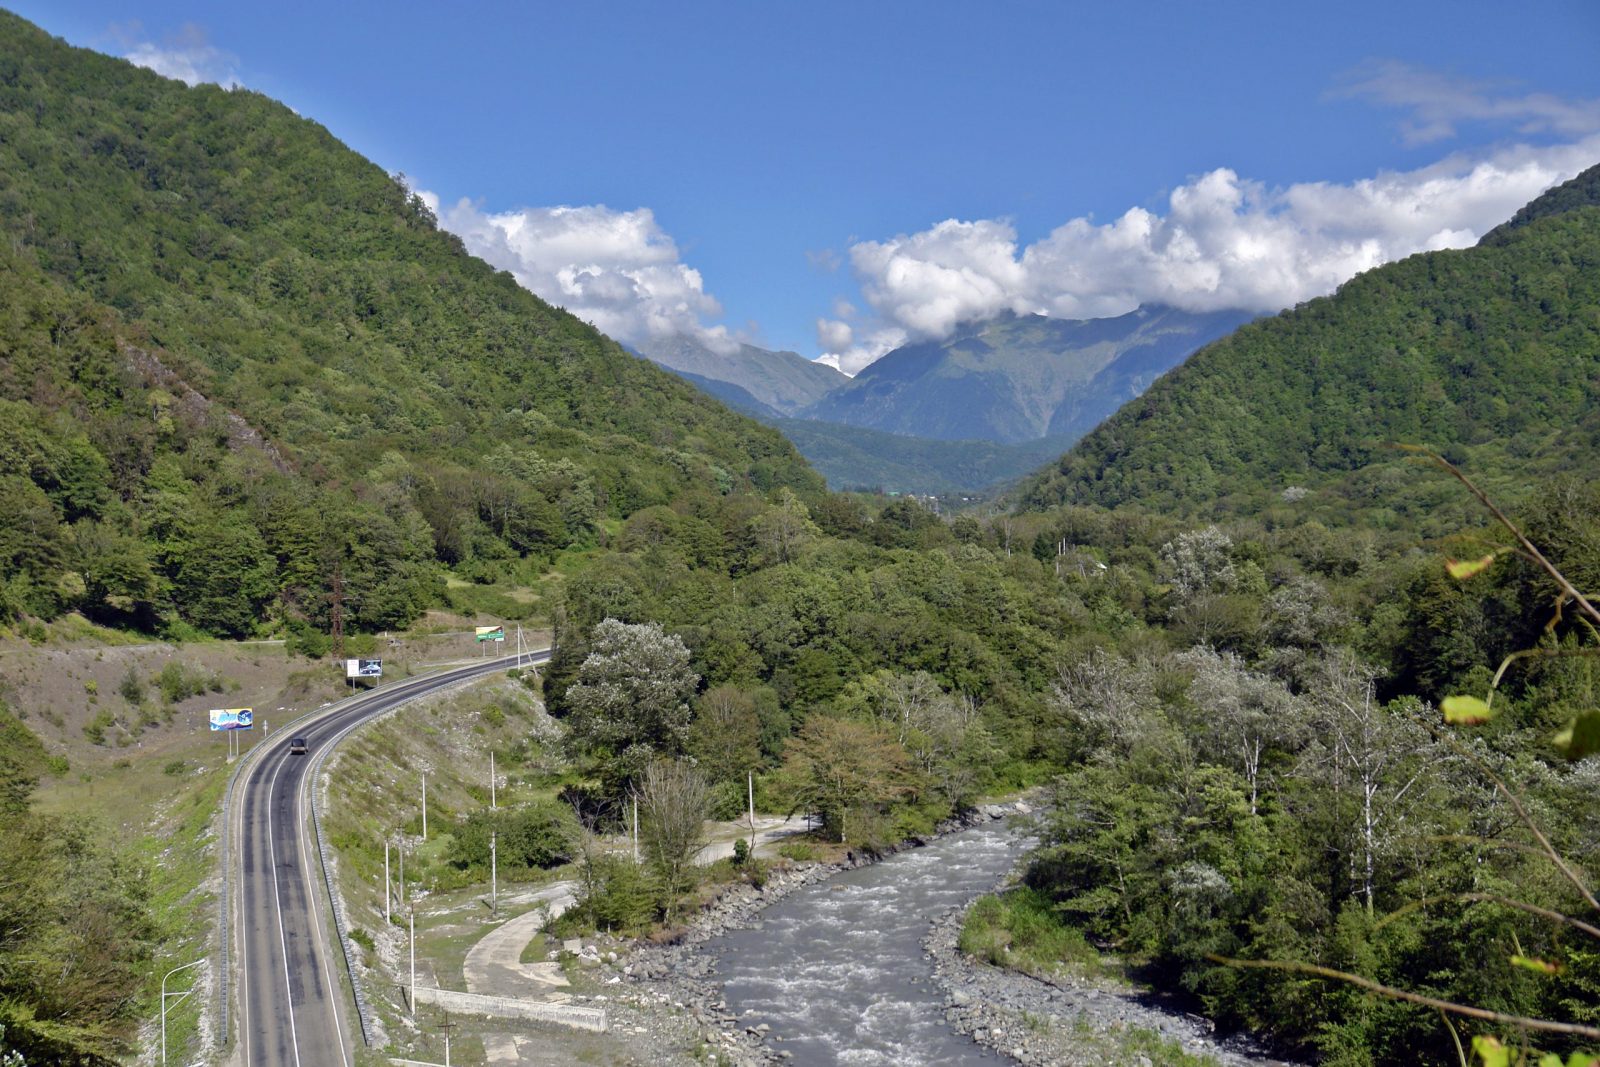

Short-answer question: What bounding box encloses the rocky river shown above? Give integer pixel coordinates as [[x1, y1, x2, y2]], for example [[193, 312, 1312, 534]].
[[612, 802, 1296, 1066]]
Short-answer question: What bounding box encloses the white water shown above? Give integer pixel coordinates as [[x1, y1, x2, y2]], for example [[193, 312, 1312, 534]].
[[706, 821, 1027, 1066]]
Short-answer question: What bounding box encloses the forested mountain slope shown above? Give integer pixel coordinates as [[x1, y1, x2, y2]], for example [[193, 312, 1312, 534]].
[[0, 11, 817, 636], [1020, 162, 1600, 522], [768, 417, 1072, 495]]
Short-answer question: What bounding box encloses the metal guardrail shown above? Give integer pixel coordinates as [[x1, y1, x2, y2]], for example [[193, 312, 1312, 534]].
[[309, 719, 378, 1046]]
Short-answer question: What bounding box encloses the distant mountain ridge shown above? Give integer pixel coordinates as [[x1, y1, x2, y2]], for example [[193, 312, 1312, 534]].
[[801, 306, 1255, 444], [635, 336, 849, 415], [639, 305, 1253, 493]]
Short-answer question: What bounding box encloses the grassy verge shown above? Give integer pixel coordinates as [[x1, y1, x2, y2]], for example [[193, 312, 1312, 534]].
[[1062, 1016, 1223, 1065], [959, 886, 1110, 981], [320, 671, 573, 1057], [136, 762, 230, 1064]]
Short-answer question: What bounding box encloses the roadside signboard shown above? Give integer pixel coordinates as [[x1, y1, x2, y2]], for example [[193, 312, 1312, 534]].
[[209, 708, 254, 731], [345, 658, 383, 679], [474, 626, 505, 643]]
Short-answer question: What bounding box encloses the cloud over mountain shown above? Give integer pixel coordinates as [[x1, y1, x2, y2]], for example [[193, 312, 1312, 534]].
[[422, 195, 739, 354], [119, 23, 240, 88], [817, 140, 1599, 374]]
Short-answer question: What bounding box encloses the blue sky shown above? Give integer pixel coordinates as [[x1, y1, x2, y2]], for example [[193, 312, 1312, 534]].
[[16, 1, 1600, 370]]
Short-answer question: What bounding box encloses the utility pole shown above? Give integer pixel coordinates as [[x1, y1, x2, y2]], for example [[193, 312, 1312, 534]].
[[398, 842, 405, 905], [409, 909, 416, 1016], [490, 831, 498, 919], [436, 1011, 456, 1066], [632, 794, 639, 865], [422, 773, 428, 841], [748, 770, 756, 851], [383, 839, 391, 923]]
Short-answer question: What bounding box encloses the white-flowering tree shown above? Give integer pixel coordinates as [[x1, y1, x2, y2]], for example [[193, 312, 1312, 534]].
[[1160, 525, 1237, 600], [1177, 647, 1310, 816], [565, 618, 700, 795], [1049, 650, 1162, 760]]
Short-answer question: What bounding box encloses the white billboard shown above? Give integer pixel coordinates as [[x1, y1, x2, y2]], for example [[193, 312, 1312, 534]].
[[345, 659, 383, 679]]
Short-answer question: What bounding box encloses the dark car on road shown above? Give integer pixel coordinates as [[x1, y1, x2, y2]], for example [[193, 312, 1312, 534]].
[[289, 737, 308, 755]]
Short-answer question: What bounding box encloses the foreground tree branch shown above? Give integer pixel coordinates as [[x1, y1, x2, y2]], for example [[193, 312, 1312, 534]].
[[1372, 891, 1600, 942], [1207, 955, 1600, 1041]]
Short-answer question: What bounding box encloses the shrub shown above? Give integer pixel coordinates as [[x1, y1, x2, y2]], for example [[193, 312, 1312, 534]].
[[117, 666, 143, 704], [776, 839, 820, 863], [83, 709, 115, 745], [448, 800, 577, 872], [578, 854, 656, 934], [958, 887, 1100, 976], [285, 622, 331, 659], [155, 661, 219, 704]]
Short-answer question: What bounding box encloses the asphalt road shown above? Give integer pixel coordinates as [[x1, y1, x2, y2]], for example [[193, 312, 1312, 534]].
[[231, 650, 549, 1067]]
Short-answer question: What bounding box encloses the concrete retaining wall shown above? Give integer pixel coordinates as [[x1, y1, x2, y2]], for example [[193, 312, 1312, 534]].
[[411, 986, 608, 1032]]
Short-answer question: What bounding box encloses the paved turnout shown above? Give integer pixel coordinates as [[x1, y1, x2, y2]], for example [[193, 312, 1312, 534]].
[[233, 651, 549, 1067]]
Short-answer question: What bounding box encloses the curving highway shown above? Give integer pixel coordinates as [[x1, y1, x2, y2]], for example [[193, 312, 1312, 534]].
[[229, 651, 549, 1067]]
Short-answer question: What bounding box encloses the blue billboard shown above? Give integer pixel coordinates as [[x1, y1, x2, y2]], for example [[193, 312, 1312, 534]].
[[209, 708, 254, 731]]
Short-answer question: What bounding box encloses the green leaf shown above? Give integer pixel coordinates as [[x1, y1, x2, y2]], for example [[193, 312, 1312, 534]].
[[1510, 953, 1564, 975], [1446, 554, 1497, 580], [1473, 1036, 1509, 1067], [1443, 695, 1494, 725], [1554, 710, 1600, 760]]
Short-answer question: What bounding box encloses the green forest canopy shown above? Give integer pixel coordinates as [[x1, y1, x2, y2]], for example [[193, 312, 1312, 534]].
[[0, 9, 817, 637]]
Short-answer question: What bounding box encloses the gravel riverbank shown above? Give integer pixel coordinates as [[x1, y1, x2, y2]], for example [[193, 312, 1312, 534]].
[[923, 878, 1301, 1067]]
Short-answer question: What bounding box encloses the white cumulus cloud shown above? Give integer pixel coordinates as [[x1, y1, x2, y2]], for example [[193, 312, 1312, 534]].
[[120, 24, 240, 88], [820, 138, 1600, 374], [815, 318, 854, 352], [423, 194, 738, 354]]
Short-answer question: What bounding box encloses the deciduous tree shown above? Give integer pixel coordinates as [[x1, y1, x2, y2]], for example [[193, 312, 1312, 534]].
[[565, 619, 700, 795]]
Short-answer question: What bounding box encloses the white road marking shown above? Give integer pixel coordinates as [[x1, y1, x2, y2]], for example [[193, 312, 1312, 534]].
[[265, 749, 303, 1067], [230, 653, 551, 1064], [242, 771, 252, 1067], [296, 742, 351, 1067]]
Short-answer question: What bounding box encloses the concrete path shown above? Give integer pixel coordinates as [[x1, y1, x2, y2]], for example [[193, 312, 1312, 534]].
[[481, 1033, 521, 1065], [462, 883, 577, 999], [696, 813, 809, 864]]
